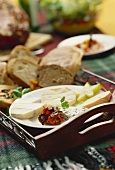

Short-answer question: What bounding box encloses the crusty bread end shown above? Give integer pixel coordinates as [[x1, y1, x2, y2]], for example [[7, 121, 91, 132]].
[[38, 46, 83, 87], [7, 58, 38, 87]]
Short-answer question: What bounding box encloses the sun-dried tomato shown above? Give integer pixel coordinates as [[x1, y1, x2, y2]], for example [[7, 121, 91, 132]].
[[38, 113, 47, 125], [46, 111, 65, 125], [43, 107, 54, 117], [38, 107, 67, 125]]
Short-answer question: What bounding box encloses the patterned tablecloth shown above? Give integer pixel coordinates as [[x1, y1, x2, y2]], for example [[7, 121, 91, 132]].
[[0, 33, 115, 170]]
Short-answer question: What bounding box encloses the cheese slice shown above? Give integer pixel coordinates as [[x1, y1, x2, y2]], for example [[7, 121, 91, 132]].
[[11, 103, 45, 119], [41, 87, 76, 108], [81, 91, 112, 108]]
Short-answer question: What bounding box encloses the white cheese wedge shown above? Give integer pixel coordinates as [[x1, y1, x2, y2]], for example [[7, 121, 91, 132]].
[[81, 91, 112, 108], [11, 103, 45, 119], [41, 87, 76, 108]]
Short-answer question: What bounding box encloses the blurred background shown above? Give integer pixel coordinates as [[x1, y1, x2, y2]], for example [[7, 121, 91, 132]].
[[38, 0, 102, 35], [95, 0, 115, 36], [5, 0, 115, 36]]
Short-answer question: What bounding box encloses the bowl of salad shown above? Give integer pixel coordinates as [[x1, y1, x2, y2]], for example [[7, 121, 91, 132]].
[[40, 0, 102, 35]]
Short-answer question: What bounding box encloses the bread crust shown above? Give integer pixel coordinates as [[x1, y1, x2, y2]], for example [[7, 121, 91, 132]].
[[7, 58, 38, 87], [38, 46, 83, 87], [0, 0, 30, 49], [9, 45, 40, 64], [0, 62, 14, 85]]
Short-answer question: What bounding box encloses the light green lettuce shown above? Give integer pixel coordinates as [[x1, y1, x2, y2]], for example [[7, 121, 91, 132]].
[[40, 0, 102, 20]]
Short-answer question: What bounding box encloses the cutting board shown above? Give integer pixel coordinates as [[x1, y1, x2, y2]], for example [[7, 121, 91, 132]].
[[0, 32, 52, 62]]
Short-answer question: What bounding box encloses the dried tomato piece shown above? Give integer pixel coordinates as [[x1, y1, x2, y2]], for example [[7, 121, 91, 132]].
[[38, 107, 68, 126], [46, 112, 65, 125], [38, 113, 47, 125], [43, 107, 54, 117]]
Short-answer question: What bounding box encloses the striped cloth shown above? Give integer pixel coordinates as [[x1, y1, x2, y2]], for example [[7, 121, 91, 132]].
[[83, 53, 115, 81], [0, 52, 115, 170]]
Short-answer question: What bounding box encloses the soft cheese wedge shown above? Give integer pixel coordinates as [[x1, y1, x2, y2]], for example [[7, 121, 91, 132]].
[[41, 87, 76, 108], [11, 103, 45, 119], [81, 91, 112, 108]]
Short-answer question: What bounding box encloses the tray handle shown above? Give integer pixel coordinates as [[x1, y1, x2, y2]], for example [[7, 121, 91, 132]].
[[34, 103, 115, 159]]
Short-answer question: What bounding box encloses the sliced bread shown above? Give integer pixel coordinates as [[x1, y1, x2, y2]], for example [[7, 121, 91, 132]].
[[9, 45, 40, 64], [7, 58, 38, 87], [0, 62, 14, 85], [0, 62, 7, 84]]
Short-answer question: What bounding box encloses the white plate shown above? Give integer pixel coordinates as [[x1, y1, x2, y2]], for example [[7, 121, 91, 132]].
[[58, 34, 115, 58], [9, 85, 83, 129]]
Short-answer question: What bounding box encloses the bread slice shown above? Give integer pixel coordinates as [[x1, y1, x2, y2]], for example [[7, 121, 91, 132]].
[[10, 102, 45, 119], [0, 62, 14, 85], [0, 62, 7, 84], [9, 45, 40, 64], [7, 58, 38, 87], [0, 50, 10, 62], [25, 32, 53, 50], [81, 91, 112, 108], [38, 46, 83, 87]]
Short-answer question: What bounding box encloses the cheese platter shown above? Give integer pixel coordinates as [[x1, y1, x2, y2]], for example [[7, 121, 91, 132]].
[[0, 68, 115, 160]]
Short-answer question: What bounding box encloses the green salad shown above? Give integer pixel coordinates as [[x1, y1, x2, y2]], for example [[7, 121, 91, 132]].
[[40, 0, 102, 21]]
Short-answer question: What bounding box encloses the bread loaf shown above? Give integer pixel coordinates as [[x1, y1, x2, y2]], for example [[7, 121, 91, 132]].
[[0, 0, 30, 50], [7, 58, 38, 87], [9, 45, 40, 64], [38, 46, 83, 87]]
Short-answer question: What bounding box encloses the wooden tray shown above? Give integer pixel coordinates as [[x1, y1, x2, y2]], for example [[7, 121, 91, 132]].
[[0, 68, 115, 160]]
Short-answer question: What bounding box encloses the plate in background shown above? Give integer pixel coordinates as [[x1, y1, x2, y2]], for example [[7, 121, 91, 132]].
[[57, 34, 115, 59]]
